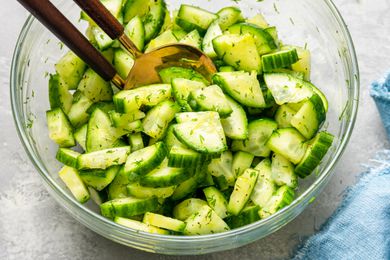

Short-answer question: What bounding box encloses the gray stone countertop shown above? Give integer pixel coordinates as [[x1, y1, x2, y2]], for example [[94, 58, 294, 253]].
[[0, 0, 389, 259]]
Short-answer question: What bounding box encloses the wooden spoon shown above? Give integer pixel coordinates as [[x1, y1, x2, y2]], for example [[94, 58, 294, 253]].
[[73, 0, 217, 89]]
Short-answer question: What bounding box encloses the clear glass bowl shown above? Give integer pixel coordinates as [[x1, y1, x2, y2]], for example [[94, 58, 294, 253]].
[[10, 0, 359, 255]]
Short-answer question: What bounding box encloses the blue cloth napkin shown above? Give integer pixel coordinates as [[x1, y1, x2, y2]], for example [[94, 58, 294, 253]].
[[293, 73, 390, 260]]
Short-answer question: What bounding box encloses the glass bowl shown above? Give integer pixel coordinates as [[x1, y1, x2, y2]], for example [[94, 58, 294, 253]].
[[10, 0, 359, 255]]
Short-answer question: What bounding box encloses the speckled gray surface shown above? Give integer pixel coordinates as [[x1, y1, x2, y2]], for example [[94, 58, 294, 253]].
[[1, 0, 389, 259]]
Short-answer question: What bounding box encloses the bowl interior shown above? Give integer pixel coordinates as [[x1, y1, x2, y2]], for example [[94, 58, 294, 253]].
[[11, 0, 358, 255]]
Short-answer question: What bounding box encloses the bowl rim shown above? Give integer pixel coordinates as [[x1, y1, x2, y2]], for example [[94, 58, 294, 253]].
[[10, 0, 359, 246]]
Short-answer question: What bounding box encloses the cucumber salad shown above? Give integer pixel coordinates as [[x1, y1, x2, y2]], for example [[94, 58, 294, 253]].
[[47, 0, 334, 236]]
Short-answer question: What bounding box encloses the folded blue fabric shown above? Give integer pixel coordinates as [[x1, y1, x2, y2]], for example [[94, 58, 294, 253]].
[[293, 73, 390, 260]]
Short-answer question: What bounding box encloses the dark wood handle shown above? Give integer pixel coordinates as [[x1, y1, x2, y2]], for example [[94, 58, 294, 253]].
[[16, 0, 118, 82], [73, 0, 124, 40]]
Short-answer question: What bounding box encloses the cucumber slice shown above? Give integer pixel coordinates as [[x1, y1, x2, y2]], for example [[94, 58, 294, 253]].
[[143, 0, 166, 42], [90, 26, 114, 50], [100, 196, 158, 218], [142, 100, 181, 139], [291, 94, 326, 139], [88, 187, 107, 206], [74, 124, 87, 151], [289, 46, 311, 80], [86, 101, 115, 115], [231, 119, 278, 157], [251, 158, 276, 208], [128, 132, 144, 152], [262, 48, 299, 72], [86, 109, 123, 152], [212, 71, 266, 108], [227, 168, 259, 215], [123, 0, 149, 23], [208, 151, 235, 186], [55, 51, 86, 90], [59, 166, 90, 203], [127, 183, 175, 199], [264, 26, 279, 47], [107, 167, 129, 199], [216, 6, 244, 31], [232, 151, 254, 177], [227, 23, 277, 55], [145, 30, 178, 53], [114, 84, 171, 113], [171, 78, 206, 111], [246, 14, 269, 28], [188, 85, 233, 117], [173, 198, 208, 221], [176, 5, 218, 35], [184, 205, 230, 235], [56, 148, 80, 168], [77, 69, 113, 102], [263, 73, 314, 105], [179, 30, 202, 49], [159, 67, 208, 85], [170, 175, 198, 201], [140, 162, 193, 188], [220, 96, 248, 140], [202, 21, 222, 59], [259, 186, 295, 219], [48, 74, 73, 114], [124, 15, 145, 51], [203, 186, 229, 219], [212, 34, 262, 73], [124, 142, 168, 180], [79, 165, 120, 191], [113, 49, 134, 79], [46, 108, 75, 147], [275, 104, 297, 128], [114, 216, 170, 234], [109, 110, 145, 128], [173, 112, 227, 154], [143, 212, 186, 232], [67, 91, 93, 128], [225, 205, 260, 229], [168, 146, 203, 168], [77, 146, 131, 170], [295, 132, 334, 178], [164, 125, 188, 150], [267, 128, 308, 164], [271, 153, 297, 188]]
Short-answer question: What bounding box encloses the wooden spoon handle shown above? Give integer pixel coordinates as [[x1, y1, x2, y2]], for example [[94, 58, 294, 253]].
[[16, 0, 123, 86], [73, 0, 142, 57]]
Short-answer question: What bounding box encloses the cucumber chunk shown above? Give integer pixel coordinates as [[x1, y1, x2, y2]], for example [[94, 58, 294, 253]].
[[203, 186, 229, 219], [159, 67, 208, 85], [231, 119, 278, 157], [124, 15, 145, 51], [188, 85, 233, 117], [291, 94, 326, 139], [220, 96, 248, 140], [124, 142, 168, 180], [168, 146, 203, 168], [227, 168, 259, 215], [179, 30, 202, 49], [77, 146, 131, 170], [173, 198, 208, 221], [143, 212, 186, 232], [74, 124, 87, 151], [208, 151, 235, 186], [213, 71, 266, 108], [113, 49, 134, 79], [56, 148, 80, 168], [127, 183, 175, 199], [55, 51, 86, 90], [259, 186, 295, 219], [267, 128, 308, 164], [79, 165, 120, 191], [225, 205, 260, 229], [145, 30, 178, 53], [107, 167, 129, 199], [271, 153, 297, 188], [48, 74, 73, 114], [262, 48, 299, 72], [184, 205, 230, 235], [212, 34, 262, 73], [140, 162, 192, 188], [171, 78, 206, 111], [251, 158, 276, 208], [77, 69, 113, 102], [176, 5, 218, 35], [232, 151, 254, 177], [67, 91, 93, 128], [115, 216, 170, 234], [216, 6, 244, 31], [202, 21, 222, 59], [295, 132, 334, 178], [100, 197, 158, 219], [227, 23, 277, 55], [275, 104, 297, 128], [128, 133, 144, 152], [59, 166, 90, 203], [46, 108, 75, 147]]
